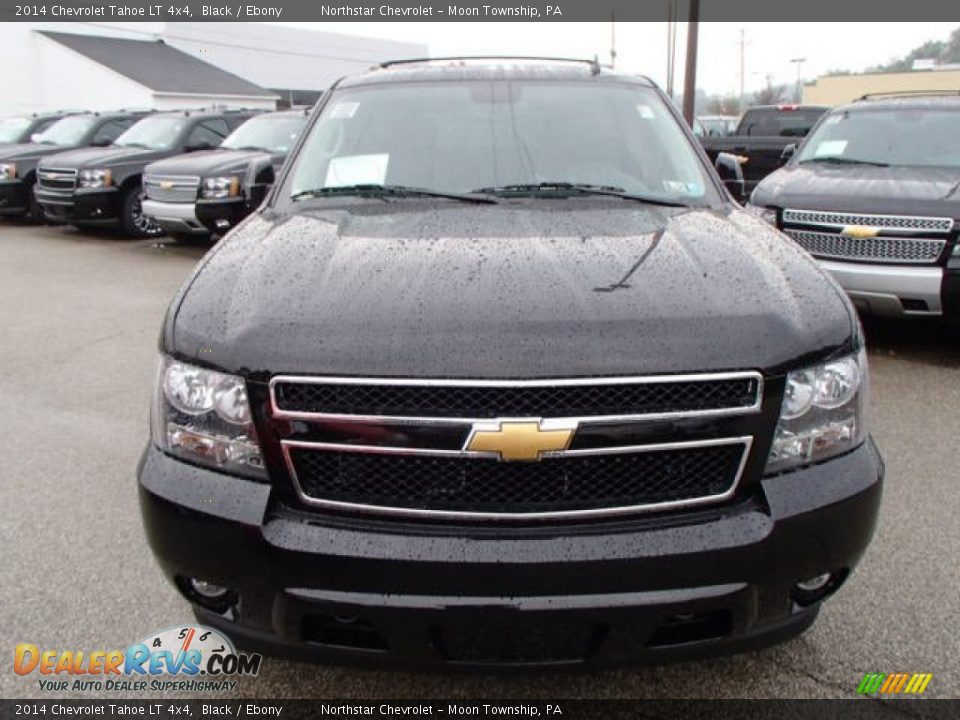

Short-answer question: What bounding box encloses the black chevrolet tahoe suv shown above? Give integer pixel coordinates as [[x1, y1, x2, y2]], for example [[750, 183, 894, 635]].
[[34, 108, 257, 238], [0, 111, 72, 147], [138, 59, 883, 670], [0, 110, 150, 220], [748, 93, 960, 318], [141, 108, 310, 239]]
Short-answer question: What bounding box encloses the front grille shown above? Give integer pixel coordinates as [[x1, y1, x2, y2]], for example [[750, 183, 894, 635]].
[[38, 168, 77, 191], [143, 174, 199, 203], [287, 442, 746, 517], [782, 209, 954, 233], [272, 375, 761, 420], [783, 229, 946, 264]]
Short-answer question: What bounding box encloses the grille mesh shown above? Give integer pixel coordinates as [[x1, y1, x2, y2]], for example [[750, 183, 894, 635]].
[[273, 377, 760, 419], [289, 443, 745, 515], [38, 169, 77, 191], [784, 229, 945, 264], [143, 175, 199, 203], [783, 209, 953, 233]]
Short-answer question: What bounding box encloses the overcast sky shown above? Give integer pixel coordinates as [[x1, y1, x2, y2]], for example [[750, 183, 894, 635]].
[[279, 21, 957, 96]]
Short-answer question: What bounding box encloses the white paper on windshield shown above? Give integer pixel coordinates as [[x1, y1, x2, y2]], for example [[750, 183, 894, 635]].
[[814, 140, 848, 157], [329, 102, 359, 119], [325, 154, 389, 187], [636, 104, 655, 119]]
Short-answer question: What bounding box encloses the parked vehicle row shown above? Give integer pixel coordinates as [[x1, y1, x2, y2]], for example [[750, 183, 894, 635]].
[[0, 106, 310, 239]]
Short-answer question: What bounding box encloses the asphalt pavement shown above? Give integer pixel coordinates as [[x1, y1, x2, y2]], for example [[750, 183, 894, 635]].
[[1, 223, 957, 699]]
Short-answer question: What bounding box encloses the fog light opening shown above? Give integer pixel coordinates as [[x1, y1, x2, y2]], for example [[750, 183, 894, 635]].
[[792, 569, 848, 607], [177, 576, 238, 615], [190, 578, 228, 599]]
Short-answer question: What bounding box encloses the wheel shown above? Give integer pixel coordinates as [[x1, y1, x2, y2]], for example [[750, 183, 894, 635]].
[[121, 183, 164, 239]]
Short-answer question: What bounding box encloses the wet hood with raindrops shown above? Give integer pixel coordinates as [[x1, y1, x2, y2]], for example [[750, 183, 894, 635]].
[[164, 200, 858, 379]]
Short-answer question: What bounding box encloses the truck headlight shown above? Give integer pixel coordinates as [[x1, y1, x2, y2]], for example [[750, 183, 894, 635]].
[[744, 203, 777, 225], [766, 350, 868, 474], [201, 176, 240, 199], [78, 169, 112, 188], [0, 163, 16, 180], [151, 356, 265, 479]]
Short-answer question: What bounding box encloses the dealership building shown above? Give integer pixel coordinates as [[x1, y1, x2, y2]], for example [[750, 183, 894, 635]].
[[803, 64, 960, 105], [0, 22, 427, 116]]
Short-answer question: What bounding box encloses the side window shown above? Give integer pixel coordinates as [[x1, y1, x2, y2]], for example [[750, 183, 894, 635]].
[[92, 119, 130, 145], [186, 119, 230, 149]]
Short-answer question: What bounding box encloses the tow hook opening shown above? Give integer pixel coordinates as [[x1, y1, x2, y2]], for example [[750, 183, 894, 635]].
[[646, 609, 733, 648], [301, 613, 388, 652]]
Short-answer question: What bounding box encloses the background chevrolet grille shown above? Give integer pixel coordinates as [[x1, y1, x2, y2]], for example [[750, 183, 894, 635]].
[[264, 374, 766, 521]]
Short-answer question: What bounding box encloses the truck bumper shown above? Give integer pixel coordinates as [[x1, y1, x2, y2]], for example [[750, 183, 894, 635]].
[[141, 199, 209, 236], [0, 179, 29, 215], [137, 440, 883, 670], [35, 187, 120, 225], [818, 258, 957, 317]]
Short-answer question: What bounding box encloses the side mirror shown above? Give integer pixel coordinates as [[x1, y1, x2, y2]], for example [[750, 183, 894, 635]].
[[185, 141, 213, 152], [91, 137, 112, 147], [780, 143, 797, 165], [715, 152, 745, 203]]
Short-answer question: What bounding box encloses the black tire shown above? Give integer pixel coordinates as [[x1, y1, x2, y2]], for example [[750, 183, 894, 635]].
[[121, 183, 164, 239]]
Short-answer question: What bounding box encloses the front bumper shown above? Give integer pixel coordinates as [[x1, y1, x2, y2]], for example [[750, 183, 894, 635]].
[[0, 179, 29, 215], [195, 196, 248, 236], [138, 440, 883, 670], [819, 258, 960, 317], [34, 186, 120, 225], [141, 199, 209, 236]]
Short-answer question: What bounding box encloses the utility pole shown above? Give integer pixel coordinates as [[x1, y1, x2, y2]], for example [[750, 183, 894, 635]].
[[666, 0, 677, 99], [791, 57, 806, 102], [610, 12, 617, 69], [682, 0, 700, 125]]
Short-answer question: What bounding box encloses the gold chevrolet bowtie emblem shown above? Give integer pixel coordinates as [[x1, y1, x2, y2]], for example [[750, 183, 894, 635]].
[[841, 225, 880, 238], [159, 181, 174, 189], [466, 421, 575, 462]]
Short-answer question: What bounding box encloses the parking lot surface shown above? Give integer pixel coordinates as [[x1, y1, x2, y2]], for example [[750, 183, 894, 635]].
[[1, 223, 958, 699]]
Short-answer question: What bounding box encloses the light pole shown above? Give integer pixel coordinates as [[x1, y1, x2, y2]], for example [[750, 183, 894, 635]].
[[791, 57, 806, 103]]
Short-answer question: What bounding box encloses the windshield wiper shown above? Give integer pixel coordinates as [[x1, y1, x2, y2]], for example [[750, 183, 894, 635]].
[[472, 182, 688, 207], [291, 184, 498, 204], [799, 157, 890, 167]]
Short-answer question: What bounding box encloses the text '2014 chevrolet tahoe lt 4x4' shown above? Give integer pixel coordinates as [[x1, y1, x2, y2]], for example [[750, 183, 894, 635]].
[[138, 59, 883, 670], [748, 94, 960, 317]]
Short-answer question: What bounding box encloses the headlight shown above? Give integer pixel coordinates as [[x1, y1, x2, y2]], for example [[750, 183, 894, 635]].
[[745, 203, 777, 226], [78, 168, 112, 188], [766, 350, 868, 474], [0, 163, 16, 180], [151, 356, 264, 479], [201, 176, 240, 199]]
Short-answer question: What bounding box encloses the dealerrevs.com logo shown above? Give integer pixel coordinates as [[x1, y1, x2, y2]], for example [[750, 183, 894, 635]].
[[14, 626, 262, 693]]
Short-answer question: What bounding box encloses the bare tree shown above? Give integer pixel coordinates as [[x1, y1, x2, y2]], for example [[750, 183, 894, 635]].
[[752, 79, 788, 106], [705, 96, 742, 115]]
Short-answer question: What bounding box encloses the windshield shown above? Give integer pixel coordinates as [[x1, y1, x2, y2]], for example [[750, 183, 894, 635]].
[[221, 115, 307, 154], [115, 116, 185, 150], [740, 108, 825, 137], [797, 106, 960, 168], [0, 117, 32, 143], [288, 80, 715, 205], [35, 116, 96, 146]]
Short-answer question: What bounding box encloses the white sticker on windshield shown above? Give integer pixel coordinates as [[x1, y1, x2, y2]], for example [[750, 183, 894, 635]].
[[663, 180, 703, 196], [814, 140, 848, 157], [325, 154, 389, 187], [636, 104, 655, 119], [329, 102, 359, 119]]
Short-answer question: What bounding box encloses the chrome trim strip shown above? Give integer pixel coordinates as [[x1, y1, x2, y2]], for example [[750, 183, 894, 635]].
[[280, 436, 754, 521], [783, 208, 954, 234], [268, 371, 764, 426]]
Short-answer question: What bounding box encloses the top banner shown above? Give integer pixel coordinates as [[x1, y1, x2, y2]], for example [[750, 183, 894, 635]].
[[0, 0, 958, 22]]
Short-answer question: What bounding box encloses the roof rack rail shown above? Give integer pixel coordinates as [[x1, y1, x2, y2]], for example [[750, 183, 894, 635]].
[[856, 89, 960, 101], [380, 55, 605, 76]]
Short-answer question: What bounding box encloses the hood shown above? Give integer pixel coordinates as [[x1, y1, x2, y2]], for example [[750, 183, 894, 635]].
[[38, 145, 170, 170], [168, 202, 855, 379], [146, 148, 278, 177], [753, 164, 960, 219], [0, 142, 78, 163]]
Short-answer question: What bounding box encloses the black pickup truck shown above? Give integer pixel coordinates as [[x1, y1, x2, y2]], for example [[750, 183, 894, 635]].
[[0, 110, 149, 220], [0, 111, 72, 147], [138, 60, 881, 670], [701, 105, 828, 195], [142, 108, 309, 239], [34, 108, 257, 238]]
